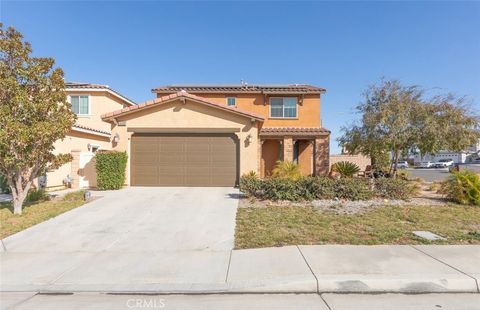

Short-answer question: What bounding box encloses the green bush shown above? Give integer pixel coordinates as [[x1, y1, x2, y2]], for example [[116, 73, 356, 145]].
[[333, 178, 374, 200], [271, 161, 302, 180], [298, 177, 336, 200], [240, 175, 420, 202], [62, 190, 86, 201], [374, 178, 417, 200], [240, 172, 263, 197], [0, 174, 10, 194], [95, 151, 128, 190], [440, 170, 480, 206], [333, 161, 361, 178], [26, 189, 48, 203], [240, 175, 373, 201]]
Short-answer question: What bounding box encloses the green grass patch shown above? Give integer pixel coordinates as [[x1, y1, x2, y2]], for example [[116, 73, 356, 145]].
[[0, 190, 87, 239], [235, 204, 480, 249]]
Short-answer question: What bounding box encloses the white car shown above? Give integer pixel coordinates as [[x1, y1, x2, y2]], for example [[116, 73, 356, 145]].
[[394, 161, 409, 169], [434, 159, 454, 168], [414, 161, 435, 168]]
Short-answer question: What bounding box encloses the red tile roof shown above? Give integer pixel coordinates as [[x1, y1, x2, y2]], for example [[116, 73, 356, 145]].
[[72, 123, 110, 136], [66, 82, 135, 106], [260, 127, 330, 136], [152, 84, 326, 95], [101, 91, 264, 121]]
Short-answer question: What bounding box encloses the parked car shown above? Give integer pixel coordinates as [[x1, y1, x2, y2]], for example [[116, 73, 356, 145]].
[[414, 161, 435, 168], [394, 161, 409, 169], [434, 159, 454, 168]]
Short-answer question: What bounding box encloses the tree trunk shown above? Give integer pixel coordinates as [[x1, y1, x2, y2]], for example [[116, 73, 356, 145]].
[[7, 173, 32, 215], [12, 192, 24, 215]]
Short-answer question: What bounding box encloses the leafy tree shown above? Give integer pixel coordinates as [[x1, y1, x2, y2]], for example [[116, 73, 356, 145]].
[[339, 79, 480, 177], [0, 24, 75, 214]]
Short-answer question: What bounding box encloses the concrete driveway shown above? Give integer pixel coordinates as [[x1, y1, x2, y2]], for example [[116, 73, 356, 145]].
[[2, 187, 239, 252]]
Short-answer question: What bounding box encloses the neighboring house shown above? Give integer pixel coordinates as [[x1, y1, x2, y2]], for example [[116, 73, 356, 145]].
[[102, 84, 330, 187], [413, 140, 480, 164], [43, 82, 135, 190]]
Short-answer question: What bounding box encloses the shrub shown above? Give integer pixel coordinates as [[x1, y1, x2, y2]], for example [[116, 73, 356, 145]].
[[239, 175, 373, 201], [240, 172, 263, 198], [240, 175, 418, 202], [62, 190, 86, 202], [95, 151, 128, 190], [297, 177, 336, 200], [440, 170, 480, 206], [25, 189, 48, 203], [374, 178, 417, 200], [333, 161, 360, 178], [260, 178, 305, 201], [271, 161, 302, 180], [333, 178, 374, 200], [397, 169, 409, 181], [0, 174, 10, 194]]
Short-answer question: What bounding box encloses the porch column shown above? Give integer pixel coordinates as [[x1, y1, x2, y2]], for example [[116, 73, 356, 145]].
[[283, 136, 294, 162], [314, 135, 330, 176], [70, 149, 81, 189], [258, 139, 264, 177]]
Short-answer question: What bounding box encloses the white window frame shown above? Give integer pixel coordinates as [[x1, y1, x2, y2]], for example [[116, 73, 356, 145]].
[[269, 97, 298, 119], [226, 97, 236, 106], [68, 94, 91, 117]]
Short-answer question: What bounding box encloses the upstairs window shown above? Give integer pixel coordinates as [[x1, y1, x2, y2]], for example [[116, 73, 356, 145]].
[[227, 97, 236, 106], [270, 97, 297, 118], [70, 95, 89, 115]]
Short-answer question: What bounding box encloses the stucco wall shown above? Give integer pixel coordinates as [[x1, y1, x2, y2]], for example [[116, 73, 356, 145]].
[[68, 91, 127, 133], [330, 154, 372, 171], [110, 99, 259, 184], [156, 93, 322, 128], [45, 131, 111, 189]]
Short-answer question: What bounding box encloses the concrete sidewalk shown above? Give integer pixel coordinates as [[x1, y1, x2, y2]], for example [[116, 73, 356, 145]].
[[1, 245, 479, 294]]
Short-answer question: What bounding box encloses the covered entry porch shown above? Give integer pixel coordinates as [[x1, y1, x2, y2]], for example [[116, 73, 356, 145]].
[[259, 127, 330, 178]]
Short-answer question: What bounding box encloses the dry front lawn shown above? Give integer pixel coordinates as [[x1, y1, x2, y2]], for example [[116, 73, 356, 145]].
[[235, 204, 480, 249], [0, 191, 86, 239]]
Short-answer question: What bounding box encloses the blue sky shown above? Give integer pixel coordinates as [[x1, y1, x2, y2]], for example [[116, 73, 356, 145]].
[[1, 1, 479, 153]]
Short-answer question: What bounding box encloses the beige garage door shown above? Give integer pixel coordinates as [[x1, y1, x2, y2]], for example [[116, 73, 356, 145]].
[[131, 134, 238, 186]]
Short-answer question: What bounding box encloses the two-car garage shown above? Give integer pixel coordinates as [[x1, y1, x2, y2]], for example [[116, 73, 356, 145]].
[[130, 133, 239, 186], [102, 92, 262, 187]]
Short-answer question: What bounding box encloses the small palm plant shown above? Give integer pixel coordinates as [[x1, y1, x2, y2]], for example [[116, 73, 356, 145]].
[[333, 161, 361, 178], [271, 161, 302, 180]]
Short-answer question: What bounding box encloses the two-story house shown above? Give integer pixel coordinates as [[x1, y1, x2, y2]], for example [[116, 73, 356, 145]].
[[101, 84, 330, 187], [44, 82, 135, 190]]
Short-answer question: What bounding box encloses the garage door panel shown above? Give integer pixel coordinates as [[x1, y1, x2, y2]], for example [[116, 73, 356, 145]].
[[132, 153, 157, 164], [131, 166, 158, 186], [160, 143, 184, 153], [159, 152, 186, 163], [131, 134, 238, 186]]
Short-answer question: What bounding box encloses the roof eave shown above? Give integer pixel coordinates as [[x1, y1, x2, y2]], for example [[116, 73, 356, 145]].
[[71, 125, 111, 138], [102, 95, 264, 122], [66, 87, 136, 106]]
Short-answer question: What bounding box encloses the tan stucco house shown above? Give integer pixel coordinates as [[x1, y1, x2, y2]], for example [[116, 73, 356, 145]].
[[43, 82, 135, 190], [102, 84, 330, 187], [46, 83, 330, 189]]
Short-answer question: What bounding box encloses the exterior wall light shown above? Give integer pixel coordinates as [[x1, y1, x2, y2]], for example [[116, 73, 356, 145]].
[[112, 133, 120, 143]]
